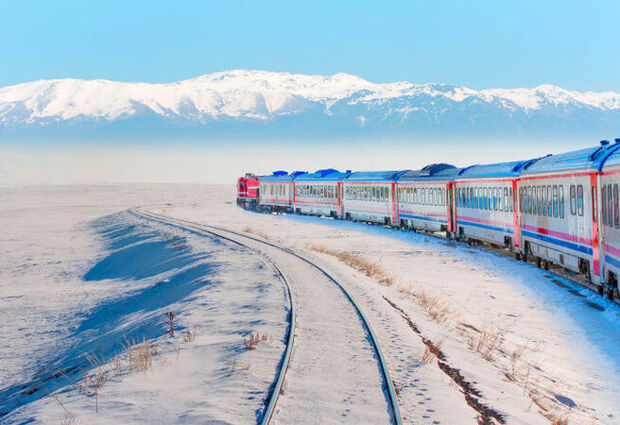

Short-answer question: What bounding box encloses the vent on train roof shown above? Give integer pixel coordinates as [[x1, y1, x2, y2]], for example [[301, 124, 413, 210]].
[[291, 171, 308, 177], [615, 138, 620, 144], [315, 168, 339, 177], [601, 140, 610, 146], [272, 170, 288, 176], [420, 163, 456, 176]]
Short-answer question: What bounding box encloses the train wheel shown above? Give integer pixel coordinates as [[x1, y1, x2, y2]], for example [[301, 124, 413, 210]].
[[536, 257, 542, 268], [543, 260, 549, 271], [515, 252, 521, 261]]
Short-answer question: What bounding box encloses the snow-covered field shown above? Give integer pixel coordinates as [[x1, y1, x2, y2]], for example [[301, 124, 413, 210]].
[[1, 184, 619, 425]]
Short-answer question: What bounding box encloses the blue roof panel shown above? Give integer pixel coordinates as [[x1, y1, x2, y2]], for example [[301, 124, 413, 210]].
[[294, 168, 350, 182], [399, 163, 459, 182], [456, 158, 541, 179], [522, 144, 620, 175], [261, 170, 308, 182], [344, 170, 410, 182]]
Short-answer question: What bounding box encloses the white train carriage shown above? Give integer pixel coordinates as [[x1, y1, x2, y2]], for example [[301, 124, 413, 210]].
[[518, 142, 620, 284], [292, 169, 350, 217], [395, 164, 458, 233], [454, 160, 537, 248], [341, 170, 409, 225], [259, 171, 306, 213], [598, 140, 620, 298]]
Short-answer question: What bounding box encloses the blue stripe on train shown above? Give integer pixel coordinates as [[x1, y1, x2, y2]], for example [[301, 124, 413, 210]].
[[605, 255, 620, 269], [521, 230, 593, 255], [400, 213, 447, 224], [458, 219, 512, 234]]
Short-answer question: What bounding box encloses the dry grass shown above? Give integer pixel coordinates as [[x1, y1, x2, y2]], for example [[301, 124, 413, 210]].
[[307, 244, 394, 286], [183, 325, 199, 343], [414, 290, 451, 324], [167, 311, 175, 337], [242, 226, 271, 240], [420, 341, 443, 364], [549, 415, 568, 425], [122, 337, 157, 373], [243, 332, 270, 350], [467, 329, 502, 361]]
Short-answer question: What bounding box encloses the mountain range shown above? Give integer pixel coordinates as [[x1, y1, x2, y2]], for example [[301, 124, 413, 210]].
[[1, 70, 619, 142]]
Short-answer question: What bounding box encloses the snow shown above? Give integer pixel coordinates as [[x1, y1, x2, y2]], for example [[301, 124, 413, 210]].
[[1, 184, 619, 424], [1, 70, 619, 125]]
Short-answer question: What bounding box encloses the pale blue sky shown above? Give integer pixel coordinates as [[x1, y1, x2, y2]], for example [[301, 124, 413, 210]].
[[1, 1, 619, 91]]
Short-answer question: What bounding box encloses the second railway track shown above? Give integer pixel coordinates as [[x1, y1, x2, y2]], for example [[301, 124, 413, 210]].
[[133, 208, 403, 425]]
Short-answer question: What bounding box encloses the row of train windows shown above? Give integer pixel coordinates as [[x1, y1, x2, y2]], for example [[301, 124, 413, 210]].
[[398, 187, 446, 206], [345, 185, 390, 202], [261, 184, 287, 197], [295, 184, 336, 199], [518, 184, 583, 218], [457, 186, 514, 212], [601, 184, 620, 228]]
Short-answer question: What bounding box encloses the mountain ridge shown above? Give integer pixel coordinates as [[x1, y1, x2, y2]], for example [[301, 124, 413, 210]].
[[1, 70, 619, 140]]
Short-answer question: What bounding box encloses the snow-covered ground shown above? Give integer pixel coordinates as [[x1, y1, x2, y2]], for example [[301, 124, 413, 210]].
[[1, 184, 619, 424]]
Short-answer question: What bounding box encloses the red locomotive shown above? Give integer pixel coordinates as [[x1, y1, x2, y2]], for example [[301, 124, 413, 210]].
[[236, 173, 260, 210]]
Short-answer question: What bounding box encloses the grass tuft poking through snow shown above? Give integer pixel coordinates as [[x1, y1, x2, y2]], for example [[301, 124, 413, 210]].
[[307, 244, 394, 286], [243, 332, 270, 350], [242, 226, 272, 241]]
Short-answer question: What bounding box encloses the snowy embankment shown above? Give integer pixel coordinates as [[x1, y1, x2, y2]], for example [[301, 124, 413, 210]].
[[0, 185, 289, 424], [1, 184, 619, 425]]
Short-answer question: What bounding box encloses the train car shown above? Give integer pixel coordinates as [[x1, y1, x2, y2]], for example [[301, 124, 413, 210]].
[[341, 170, 410, 225], [518, 142, 620, 286], [595, 139, 620, 298], [453, 159, 540, 249], [395, 164, 458, 233], [292, 169, 351, 218], [259, 171, 307, 213], [236, 173, 260, 210]]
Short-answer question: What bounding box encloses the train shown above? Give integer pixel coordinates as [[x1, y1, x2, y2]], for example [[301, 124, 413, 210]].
[[236, 140, 620, 301]]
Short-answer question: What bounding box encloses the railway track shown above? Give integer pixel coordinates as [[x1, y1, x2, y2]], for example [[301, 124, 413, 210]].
[[132, 209, 403, 425]]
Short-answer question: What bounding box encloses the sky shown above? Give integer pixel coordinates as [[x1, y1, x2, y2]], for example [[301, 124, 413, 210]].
[[1, 1, 619, 91]]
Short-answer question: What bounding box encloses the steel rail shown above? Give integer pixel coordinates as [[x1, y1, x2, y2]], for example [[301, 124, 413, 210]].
[[131, 209, 295, 425], [134, 208, 403, 425]]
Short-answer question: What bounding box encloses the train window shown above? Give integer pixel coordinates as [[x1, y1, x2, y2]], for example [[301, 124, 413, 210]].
[[526, 186, 531, 214], [603, 185, 608, 226], [385, 187, 389, 202], [553, 185, 558, 217], [482, 188, 487, 209], [538, 186, 544, 215], [541, 186, 546, 216], [569, 185, 576, 215], [491, 188, 496, 210], [533, 186, 538, 215], [545, 186, 550, 216], [592, 186, 597, 222], [519, 188, 523, 212], [559, 186, 564, 218], [615, 184, 619, 228], [502, 188, 507, 212], [608, 185, 613, 226]]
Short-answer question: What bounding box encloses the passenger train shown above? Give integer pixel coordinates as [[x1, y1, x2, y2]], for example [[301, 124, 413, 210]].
[[236, 140, 620, 301]]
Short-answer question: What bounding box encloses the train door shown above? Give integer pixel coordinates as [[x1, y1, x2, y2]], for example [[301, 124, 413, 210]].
[[338, 182, 344, 218], [591, 173, 601, 280], [512, 180, 520, 247], [447, 182, 456, 235], [391, 183, 398, 226]]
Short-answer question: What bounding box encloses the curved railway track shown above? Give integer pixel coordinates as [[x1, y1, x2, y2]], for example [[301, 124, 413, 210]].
[[132, 208, 403, 425]]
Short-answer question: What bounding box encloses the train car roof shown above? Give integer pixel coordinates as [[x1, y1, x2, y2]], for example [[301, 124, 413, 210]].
[[398, 163, 459, 182], [456, 158, 541, 180], [343, 170, 410, 182], [294, 168, 351, 182], [592, 140, 620, 171], [260, 170, 308, 182], [521, 142, 620, 175]]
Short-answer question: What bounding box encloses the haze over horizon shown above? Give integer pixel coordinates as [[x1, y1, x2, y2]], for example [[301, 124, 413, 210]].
[[1, 1, 618, 185]]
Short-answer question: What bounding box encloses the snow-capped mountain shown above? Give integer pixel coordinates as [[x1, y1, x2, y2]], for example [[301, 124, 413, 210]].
[[1, 70, 619, 140]]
